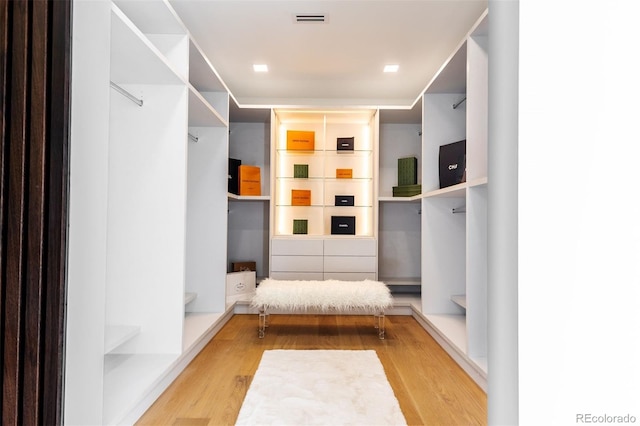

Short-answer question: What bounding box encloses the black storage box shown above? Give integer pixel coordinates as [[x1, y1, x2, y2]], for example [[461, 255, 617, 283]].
[[228, 158, 241, 194], [331, 216, 356, 235], [438, 140, 466, 188], [334, 195, 355, 206], [336, 137, 355, 151]]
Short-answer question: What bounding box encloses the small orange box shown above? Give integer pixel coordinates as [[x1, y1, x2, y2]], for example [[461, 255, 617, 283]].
[[291, 189, 311, 206], [238, 165, 261, 196], [286, 130, 315, 151], [336, 168, 353, 179]]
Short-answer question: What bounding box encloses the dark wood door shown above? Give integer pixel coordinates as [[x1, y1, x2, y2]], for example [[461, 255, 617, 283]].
[[1, 0, 71, 424]]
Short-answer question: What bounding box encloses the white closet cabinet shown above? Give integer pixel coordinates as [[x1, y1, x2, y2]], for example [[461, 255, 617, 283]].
[[66, 1, 229, 424], [270, 109, 379, 280], [378, 109, 423, 289], [421, 11, 488, 387], [227, 116, 271, 281]]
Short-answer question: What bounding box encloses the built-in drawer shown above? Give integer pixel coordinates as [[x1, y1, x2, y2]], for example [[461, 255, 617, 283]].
[[323, 272, 377, 281], [271, 272, 324, 281], [271, 255, 323, 272], [324, 238, 376, 256], [271, 238, 323, 256], [324, 255, 377, 273]]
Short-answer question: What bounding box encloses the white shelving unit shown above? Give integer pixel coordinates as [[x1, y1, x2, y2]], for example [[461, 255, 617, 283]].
[[184, 36, 228, 317], [378, 108, 423, 289], [67, 1, 231, 424], [420, 10, 488, 388], [227, 114, 272, 280], [270, 109, 379, 280]]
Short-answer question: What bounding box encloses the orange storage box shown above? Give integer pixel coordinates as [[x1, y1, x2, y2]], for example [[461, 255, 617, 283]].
[[286, 130, 315, 151], [238, 165, 261, 196], [291, 189, 311, 206]]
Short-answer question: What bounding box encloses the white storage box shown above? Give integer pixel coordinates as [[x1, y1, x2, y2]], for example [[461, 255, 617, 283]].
[[226, 270, 256, 304]]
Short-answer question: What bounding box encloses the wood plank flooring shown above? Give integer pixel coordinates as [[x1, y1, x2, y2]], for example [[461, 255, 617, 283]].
[[136, 314, 487, 425]]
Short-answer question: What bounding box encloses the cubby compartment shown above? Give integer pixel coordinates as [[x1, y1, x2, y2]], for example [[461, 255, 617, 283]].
[[420, 10, 488, 386], [227, 115, 271, 280], [378, 106, 423, 291]]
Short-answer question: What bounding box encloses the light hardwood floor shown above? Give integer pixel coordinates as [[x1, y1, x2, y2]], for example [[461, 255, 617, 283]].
[[136, 314, 487, 425]]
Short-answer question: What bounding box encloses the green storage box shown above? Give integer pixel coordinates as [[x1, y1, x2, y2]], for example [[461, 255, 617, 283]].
[[293, 164, 309, 178], [398, 157, 418, 186], [392, 184, 422, 197], [293, 219, 308, 234]]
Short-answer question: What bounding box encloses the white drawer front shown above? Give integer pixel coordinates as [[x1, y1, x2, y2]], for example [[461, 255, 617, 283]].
[[324, 238, 377, 256], [271, 272, 324, 281], [272, 239, 323, 256], [323, 272, 377, 281], [271, 255, 323, 272], [324, 255, 377, 273]]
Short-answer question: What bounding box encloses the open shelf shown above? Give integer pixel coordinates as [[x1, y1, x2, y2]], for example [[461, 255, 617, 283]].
[[184, 292, 197, 305], [103, 353, 177, 425], [451, 294, 467, 309], [110, 5, 183, 86], [467, 176, 488, 188], [104, 325, 141, 354], [378, 195, 422, 202], [182, 312, 225, 352], [422, 182, 466, 199], [425, 314, 467, 353], [228, 193, 270, 201], [188, 86, 226, 127], [380, 277, 421, 286], [112, 0, 185, 35]]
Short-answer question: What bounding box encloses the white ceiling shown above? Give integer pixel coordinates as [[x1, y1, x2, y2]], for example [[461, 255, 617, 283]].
[[167, 0, 488, 122]]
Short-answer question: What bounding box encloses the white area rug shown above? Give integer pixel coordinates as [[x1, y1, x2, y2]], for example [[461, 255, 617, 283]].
[[235, 350, 407, 426]]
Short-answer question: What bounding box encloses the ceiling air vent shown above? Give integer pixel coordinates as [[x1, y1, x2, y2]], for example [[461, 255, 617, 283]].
[[294, 13, 328, 23]]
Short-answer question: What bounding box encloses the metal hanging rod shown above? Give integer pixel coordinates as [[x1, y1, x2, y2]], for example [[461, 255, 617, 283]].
[[452, 97, 466, 109], [452, 207, 466, 214], [188, 133, 199, 143], [110, 81, 143, 107]]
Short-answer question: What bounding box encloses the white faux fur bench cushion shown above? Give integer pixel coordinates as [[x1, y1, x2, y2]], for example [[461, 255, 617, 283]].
[[251, 278, 393, 312]]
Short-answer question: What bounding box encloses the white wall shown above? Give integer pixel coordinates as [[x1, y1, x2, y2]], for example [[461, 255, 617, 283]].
[[518, 0, 640, 424]]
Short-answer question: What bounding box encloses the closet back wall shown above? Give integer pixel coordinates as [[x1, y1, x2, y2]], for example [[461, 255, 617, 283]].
[[228, 121, 271, 278]]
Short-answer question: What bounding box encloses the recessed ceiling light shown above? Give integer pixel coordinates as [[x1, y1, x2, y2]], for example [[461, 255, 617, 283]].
[[383, 64, 399, 73], [253, 64, 268, 72]]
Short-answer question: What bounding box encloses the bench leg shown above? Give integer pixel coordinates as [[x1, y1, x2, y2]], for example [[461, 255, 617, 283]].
[[258, 307, 269, 338], [374, 311, 386, 339]]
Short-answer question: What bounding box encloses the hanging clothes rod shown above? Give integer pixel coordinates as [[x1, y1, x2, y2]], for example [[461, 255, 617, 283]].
[[188, 133, 199, 143], [452, 97, 466, 109], [110, 81, 143, 107]]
